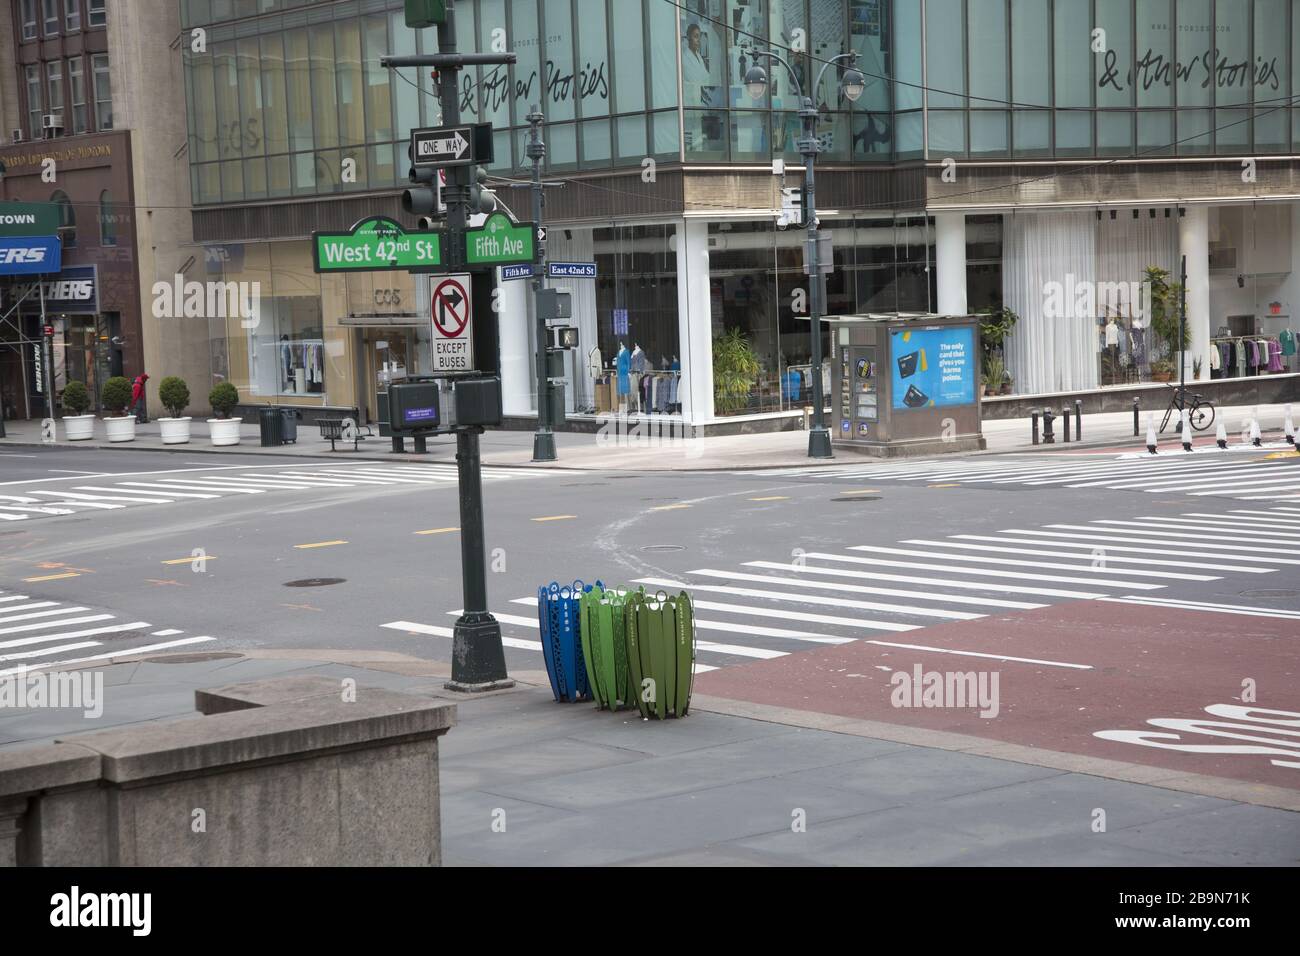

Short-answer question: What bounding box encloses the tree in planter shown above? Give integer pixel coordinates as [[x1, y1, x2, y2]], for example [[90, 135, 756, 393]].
[[158, 377, 191, 418], [61, 381, 90, 417], [100, 376, 133, 417], [1144, 265, 1189, 368], [208, 382, 239, 419], [712, 329, 762, 415], [982, 355, 1006, 397], [978, 305, 1019, 385]]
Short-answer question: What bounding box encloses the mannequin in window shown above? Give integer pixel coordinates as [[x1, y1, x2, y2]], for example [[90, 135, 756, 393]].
[[630, 344, 646, 412], [615, 342, 630, 412]]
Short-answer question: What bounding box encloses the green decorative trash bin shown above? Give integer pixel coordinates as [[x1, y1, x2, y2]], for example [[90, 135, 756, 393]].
[[578, 585, 640, 711], [625, 589, 696, 720]]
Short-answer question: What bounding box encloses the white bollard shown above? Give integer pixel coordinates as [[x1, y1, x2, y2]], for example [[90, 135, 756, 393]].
[[1285, 405, 1295, 445], [1250, 417, 1263, 447], [1145, 414, 1158, 454], [1180, 408, 1193, 451], [1215, 422, 1228, 449]]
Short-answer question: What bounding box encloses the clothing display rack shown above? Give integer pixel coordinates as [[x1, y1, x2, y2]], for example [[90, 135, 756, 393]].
[[1209, 333, 1290, 379], [280, 338, 325, 394]]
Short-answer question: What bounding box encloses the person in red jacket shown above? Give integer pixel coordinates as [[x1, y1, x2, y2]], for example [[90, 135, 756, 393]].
[[129, 373, 149, 421]]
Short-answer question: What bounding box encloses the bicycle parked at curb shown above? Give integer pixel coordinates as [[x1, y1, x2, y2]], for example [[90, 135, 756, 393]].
[[1158, 383, 1216, 434]]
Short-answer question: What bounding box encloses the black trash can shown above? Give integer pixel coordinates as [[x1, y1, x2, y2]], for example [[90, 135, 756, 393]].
[[258, 406, 283, 446], [279, 407, 298, 444]]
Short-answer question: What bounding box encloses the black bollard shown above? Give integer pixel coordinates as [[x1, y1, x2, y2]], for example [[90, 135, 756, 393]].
[[1031, 411, 1040, 446], [1075, 400, 1083, 439], [1062, 409, 1072, 443], [1132, 397, 1140, 436], [1042, 408, 1056, 444]]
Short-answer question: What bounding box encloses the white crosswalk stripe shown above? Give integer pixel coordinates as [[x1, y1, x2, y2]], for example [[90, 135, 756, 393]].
[[0, 589, 216, 676], [0, 462, 555, 522], [759, 445, 1299, 501], [391, 504, 1300, 675]]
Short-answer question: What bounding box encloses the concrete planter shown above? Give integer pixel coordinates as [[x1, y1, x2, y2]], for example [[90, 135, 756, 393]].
[[158, 417, 192, 445], [62, 415, 96, 441], [103, 416, 137, 443], [207, 417, 241, 446]]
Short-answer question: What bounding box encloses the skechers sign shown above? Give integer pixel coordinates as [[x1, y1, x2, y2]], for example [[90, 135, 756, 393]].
[[6, 266, 98, 312], [0, 236, 61, 275]]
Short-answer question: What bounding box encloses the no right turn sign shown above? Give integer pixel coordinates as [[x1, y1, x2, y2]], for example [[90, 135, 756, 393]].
[[431, 273, 474, 372]]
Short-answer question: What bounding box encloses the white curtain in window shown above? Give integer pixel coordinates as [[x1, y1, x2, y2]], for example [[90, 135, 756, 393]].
[[1002, 210, 1098, 395]]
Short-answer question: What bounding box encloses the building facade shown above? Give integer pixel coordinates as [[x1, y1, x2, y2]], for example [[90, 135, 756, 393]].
[[1, 0, 198, 420], [175, 0, 1300, 431]]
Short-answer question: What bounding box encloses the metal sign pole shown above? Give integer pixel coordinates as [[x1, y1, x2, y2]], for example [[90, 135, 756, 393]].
[[528, 105, 556, 462]]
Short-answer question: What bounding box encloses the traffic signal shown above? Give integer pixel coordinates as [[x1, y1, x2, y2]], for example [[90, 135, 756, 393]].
[[404, 0, 446, 28], [469, 166, 497, 215], [403, 144, 439, 217]]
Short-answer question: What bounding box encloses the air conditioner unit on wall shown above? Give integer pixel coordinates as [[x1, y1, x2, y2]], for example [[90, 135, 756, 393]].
[[9, 128, 22, 143], [42, 114, 63, 135]]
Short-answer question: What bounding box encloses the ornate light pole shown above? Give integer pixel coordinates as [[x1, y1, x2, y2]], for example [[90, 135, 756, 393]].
[[745, 50, 865, 459]]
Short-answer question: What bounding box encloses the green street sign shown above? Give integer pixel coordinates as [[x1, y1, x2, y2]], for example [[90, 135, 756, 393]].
[[0, 201, 60, 237], [465, 213, 536, 267], [404, 0, 446, 28], [312, 216, 441, 273]]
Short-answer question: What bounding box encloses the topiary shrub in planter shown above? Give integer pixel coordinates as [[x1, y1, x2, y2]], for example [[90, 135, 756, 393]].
[[100, 376, 136, 442], [207, 381, 241, 446], [157, 376, 192, 444], [61, 380, 95, 440]]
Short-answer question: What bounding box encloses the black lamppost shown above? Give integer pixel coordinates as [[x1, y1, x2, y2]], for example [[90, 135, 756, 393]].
[[744, 50, 865, 459]]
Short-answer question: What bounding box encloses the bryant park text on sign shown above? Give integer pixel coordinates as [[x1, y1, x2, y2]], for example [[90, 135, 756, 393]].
[[312, 217, 441, 273]]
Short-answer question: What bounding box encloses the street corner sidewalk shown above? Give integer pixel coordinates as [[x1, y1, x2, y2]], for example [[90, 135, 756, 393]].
[[2, 649, 1294, 866]]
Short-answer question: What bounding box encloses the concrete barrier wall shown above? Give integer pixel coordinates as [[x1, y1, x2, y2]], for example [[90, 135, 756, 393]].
[[0, 676, 455, 867]]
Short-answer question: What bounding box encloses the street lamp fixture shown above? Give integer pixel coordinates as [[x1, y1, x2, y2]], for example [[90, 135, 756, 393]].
[[745, 48, 863, 459]]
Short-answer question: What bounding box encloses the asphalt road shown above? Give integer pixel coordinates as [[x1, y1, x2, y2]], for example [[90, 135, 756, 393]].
[[2, 442, 1298, 793]]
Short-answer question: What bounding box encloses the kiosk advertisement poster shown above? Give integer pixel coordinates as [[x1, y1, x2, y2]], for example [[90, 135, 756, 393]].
[[890, 327, 976, 411]]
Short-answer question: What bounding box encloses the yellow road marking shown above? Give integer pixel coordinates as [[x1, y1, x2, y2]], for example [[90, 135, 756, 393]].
[[24, 572, 80, 582], [928, 483, 961, 489], [841, 489, 881, 495], [650, 504, 692, 511], [749, 496, 790, 502], [161, 556, 216, 565], [294, 540, 349, 549], [531, 515, 576, 522], [415, 527, 460, 535]]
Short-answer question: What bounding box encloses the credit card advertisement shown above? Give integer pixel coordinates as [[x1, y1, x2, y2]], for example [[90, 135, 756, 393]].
[[890, 327, 975, 411]]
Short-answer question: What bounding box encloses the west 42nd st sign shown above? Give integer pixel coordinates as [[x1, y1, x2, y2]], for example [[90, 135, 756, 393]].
[[312, 216, 441, 273], [465, 213, 537, 267]]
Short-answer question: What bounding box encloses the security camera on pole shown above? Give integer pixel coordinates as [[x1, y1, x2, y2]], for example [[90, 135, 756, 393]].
[[744, 49, 865, 460]]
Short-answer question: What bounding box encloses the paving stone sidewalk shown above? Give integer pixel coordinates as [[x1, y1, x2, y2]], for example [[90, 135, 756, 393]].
[[0, 651, 1294, 866]]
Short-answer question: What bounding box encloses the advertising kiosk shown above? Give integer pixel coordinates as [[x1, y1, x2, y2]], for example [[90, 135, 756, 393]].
[[827, 313, 985, 457]]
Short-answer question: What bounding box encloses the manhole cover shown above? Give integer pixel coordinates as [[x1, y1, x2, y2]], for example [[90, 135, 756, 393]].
[[831, 496, 882, 503], [1239, 589, 1300, 598], [284, 578, 346, 588], [143, 652, 243, 664], [641, 545, 685, 553]]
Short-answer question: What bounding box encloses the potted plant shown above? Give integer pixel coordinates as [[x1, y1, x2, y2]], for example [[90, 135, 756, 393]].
[[100, 376, 136, 442], [157, 376, 192, 444], [712, 328, 762, 415], [1192, 357, 1202, 381], [207, 381, 241, 445], [982, 355, 1005, 398], [1000, 371, 1013, 396], [1150, 358, 1175, 383], [60, 380, 95, 441]]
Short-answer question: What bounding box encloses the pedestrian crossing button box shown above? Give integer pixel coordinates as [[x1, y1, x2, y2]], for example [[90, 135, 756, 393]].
[[453, 375, 503, 427], [388, 382, 441, 433]]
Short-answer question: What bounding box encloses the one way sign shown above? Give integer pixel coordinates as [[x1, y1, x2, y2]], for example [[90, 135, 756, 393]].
[[412, 125, 476, 168]]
